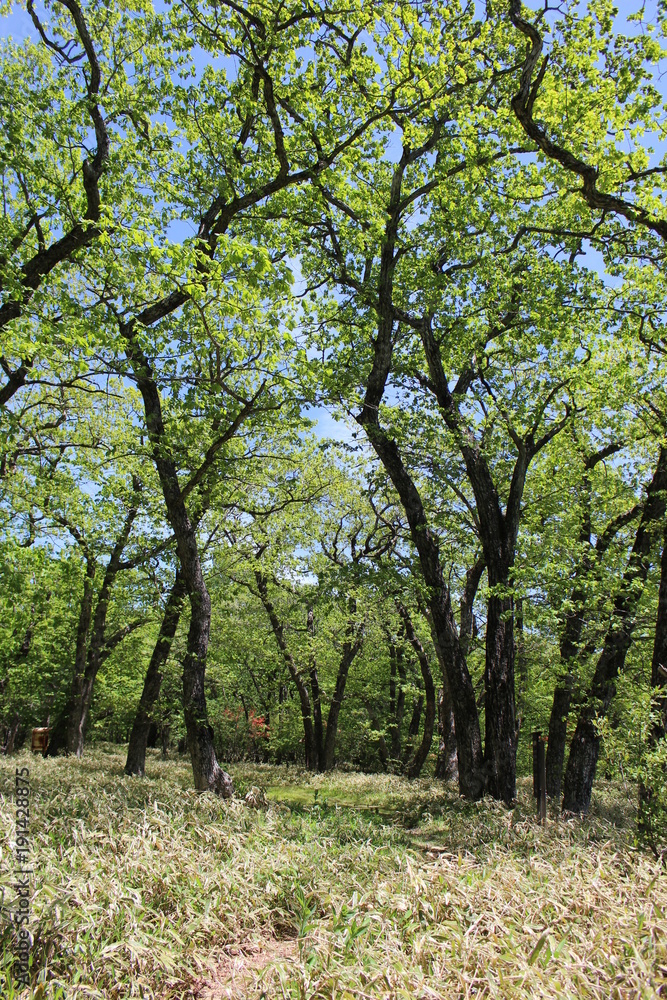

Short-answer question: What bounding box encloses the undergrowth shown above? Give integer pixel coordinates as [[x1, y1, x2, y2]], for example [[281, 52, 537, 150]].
[[0, 747, 664, 998]]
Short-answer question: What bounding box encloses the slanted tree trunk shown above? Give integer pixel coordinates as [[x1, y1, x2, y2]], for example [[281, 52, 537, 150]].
[[354, 146, 485, 799], [649, 528, 667, 742], [126, 333, 232, 797], [322, 598, 363, 771], [358, 422, 485, 798], [639, 521, 667, 842], [397, 604, 436, 779], [419, 317, 572, 804], [47, 550, 96, 757], [73, 480, 143, 756], [546, 444, 632, 798], [546, 504, 643, 798], [460, 557, 485, 659], [255, 571, 317, 769], [125, 569, 186, 777], [563, 445, 667, 814], [3, 713, 20, 755]]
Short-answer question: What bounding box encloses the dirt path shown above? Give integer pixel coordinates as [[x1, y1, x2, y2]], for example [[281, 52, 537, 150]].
[[197, 938, 298, 999]]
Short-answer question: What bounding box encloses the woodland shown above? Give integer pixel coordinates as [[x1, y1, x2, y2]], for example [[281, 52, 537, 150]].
[[3, 0, 667, 994], [2, 0, 667, 940]]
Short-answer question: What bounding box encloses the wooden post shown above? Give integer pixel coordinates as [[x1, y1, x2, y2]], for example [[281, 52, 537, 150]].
[[538, 736, 547, 824], [533, 730, 547, 824]]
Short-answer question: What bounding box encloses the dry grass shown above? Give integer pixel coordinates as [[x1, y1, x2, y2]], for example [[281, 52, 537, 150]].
[[0, 747, 665, 999]]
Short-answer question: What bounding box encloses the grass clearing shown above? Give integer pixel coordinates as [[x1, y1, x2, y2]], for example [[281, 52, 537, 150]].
[[0, 747, 665, 998]]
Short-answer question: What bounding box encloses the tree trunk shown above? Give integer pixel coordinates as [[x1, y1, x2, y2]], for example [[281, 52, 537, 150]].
[[400, 696, 422, 769], [307, 608, 325, 770], [563, 445, 667, 814], [365, 701, 389, 770], [322, 599, 363, 771], [409, 697, 423, 736], [460, 557, 485, 658], [546, 595, 588, 799], [255, 571, 317, 769], [357, 421, 485, 798], [4, 713, 20, 755], [649, 526, 667, 741], [483, 577, 517, 804], [309, 661, 325, 770], [515, 598, 527, 736], [546, 676, 573, 798], [546, 467, 641, 799], [354, 161, 484, 796], [47, 553, 96, 757], [639, 522, 667, 843], [73, 483, 142, 756], [126, 333, 232, 797], [435, 684, 458, 780], [125, 569, 186, 777], [387, 635, 406, 764], [397, 604, 436, 779]]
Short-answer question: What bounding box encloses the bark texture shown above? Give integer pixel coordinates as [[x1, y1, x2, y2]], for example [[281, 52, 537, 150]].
[[649, 527, 667, 738], [483, 576, 516, 804]]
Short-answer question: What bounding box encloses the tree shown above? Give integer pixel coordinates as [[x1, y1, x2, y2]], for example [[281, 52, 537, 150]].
[[297, 0, 624, 799], [544, 442, 643, 800], [223, 449, 389, 771], [562, 444, 667, 813], [0, 0, 167, 406], [80, 0, 412, 796]]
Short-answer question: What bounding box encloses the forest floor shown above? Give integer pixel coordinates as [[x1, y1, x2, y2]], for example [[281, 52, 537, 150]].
[[0, 747, 665, 999]]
